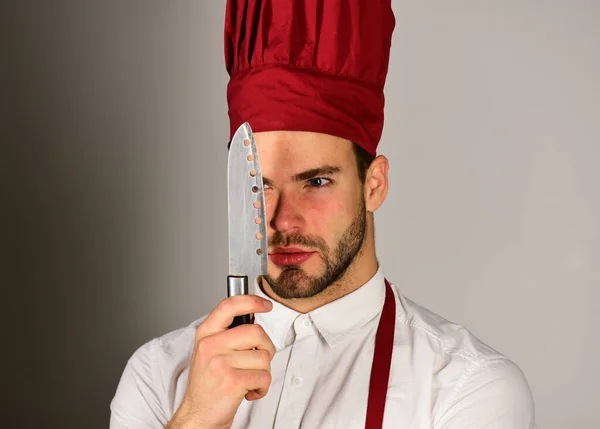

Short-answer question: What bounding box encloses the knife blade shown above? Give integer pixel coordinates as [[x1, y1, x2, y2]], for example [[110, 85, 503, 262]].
[[227, 122, 268, 328]]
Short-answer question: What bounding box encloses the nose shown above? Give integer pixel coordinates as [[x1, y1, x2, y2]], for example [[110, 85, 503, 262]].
[[268, 190, 304, 233]]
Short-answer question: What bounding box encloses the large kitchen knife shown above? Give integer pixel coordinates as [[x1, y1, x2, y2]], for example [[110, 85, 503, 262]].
[[227, 122, 268, 328]]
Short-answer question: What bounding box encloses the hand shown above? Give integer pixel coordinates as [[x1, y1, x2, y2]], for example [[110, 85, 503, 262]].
[[167, 295, 275, 429]]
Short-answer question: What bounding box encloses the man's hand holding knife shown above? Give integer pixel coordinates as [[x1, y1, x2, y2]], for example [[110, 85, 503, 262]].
[[166, 295, 275, 429]]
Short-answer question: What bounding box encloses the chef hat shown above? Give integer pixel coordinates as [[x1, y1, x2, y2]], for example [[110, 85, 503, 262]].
[[224, 0, 396, 156]]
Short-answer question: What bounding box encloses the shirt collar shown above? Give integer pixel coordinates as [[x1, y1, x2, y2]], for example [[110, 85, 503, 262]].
[[253, 267, 386, 350], [253, 283, 300, 351]]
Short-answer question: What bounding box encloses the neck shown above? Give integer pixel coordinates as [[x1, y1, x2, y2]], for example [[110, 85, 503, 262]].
[[260, 223, 379, 313]]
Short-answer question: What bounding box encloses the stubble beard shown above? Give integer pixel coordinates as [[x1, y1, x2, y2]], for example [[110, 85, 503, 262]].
[[263, 197, 367, 300]]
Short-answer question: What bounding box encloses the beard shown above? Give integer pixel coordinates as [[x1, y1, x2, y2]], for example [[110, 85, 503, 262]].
[[263, 196, 367, 299]]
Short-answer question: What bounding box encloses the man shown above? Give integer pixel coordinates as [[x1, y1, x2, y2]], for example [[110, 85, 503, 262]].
[[110, 1, 536, 428]]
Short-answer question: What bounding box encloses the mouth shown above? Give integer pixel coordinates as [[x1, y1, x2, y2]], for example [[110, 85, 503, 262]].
[[269, 247, 316, 266]]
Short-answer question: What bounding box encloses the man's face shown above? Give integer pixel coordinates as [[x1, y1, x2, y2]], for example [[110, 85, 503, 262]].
[[254, 131, 368, 300]]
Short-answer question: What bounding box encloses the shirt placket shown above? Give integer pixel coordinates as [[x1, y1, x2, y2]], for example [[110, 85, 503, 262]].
[[273, 314, 320, 429]]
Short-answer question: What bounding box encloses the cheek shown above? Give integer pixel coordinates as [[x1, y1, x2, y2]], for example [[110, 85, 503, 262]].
[[302, 196, 349, 229]]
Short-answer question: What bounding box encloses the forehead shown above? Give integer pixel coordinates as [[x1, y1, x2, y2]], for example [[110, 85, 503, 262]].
[[253, 131, 355, 174]]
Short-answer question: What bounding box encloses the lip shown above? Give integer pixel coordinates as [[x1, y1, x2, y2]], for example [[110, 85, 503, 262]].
[[269, 248, 316, 266], [271, 246, 310, 254]]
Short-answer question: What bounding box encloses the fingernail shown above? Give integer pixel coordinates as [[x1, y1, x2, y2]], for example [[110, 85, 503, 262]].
[[264, 299, 273, 309]]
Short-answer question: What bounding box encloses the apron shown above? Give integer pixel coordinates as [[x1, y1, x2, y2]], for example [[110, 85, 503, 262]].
[[364, 279, 396, 429]]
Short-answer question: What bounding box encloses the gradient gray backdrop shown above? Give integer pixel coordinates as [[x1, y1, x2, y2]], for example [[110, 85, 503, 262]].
[[2, 1, 599, 429]]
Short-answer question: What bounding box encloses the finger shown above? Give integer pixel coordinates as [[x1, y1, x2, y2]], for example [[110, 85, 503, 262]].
[[225, 349, 272, 372], [198, 295, 273, 336], [245, 389, 264, 401], [234, 369, 271, 399], [213, 324, 276, 358], [198, 324, 276, 360]]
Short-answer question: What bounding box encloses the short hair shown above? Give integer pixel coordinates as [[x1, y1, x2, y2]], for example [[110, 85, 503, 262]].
[[352, 142, 375, 184]]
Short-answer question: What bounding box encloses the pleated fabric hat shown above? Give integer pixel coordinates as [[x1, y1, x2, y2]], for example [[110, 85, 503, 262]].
[[224, 0, 396, 155]]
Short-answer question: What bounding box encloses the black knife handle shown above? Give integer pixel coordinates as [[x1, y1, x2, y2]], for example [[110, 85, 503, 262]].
[[229, 314, 252, 328], [227, 275, 252, 328]]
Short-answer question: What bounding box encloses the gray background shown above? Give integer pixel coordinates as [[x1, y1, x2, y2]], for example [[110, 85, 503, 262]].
[[2, 1, 598, 428]]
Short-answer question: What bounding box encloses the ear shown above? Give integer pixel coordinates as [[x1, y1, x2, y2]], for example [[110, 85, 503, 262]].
[[364, 155, 389, 212]]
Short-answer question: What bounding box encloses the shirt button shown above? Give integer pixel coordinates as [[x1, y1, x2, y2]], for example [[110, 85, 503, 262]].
[[291, 375, 303, 387], [303, 319, 312, 328]]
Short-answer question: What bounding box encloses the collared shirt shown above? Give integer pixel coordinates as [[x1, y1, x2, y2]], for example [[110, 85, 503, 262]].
[[110, 268, 536, 428]]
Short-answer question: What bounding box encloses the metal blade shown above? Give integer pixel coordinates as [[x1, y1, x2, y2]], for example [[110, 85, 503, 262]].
[[228, 122, 268, 276]]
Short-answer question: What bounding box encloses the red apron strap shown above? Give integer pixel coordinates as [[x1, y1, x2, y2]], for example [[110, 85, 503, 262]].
[[364, 279, 396, 429]]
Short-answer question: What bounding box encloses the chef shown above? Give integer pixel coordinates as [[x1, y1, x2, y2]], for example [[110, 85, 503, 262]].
[[110, 1, 536, 428]]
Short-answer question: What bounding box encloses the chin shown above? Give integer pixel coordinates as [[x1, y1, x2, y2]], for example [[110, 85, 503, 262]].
[[270, 263, 324, 281], [269, 256, 321, 274]]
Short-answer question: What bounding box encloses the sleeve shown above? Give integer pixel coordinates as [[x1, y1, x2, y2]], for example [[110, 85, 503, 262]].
[[109, 339, 169, 429], [433, 358, 537, 429]]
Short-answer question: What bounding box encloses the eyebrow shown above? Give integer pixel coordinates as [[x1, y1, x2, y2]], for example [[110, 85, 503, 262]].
[[263, 165, 342, 186], [293, 165, 341, 181]]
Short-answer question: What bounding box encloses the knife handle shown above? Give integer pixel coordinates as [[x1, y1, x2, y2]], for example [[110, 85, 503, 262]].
[[227, 275, 252, 328]]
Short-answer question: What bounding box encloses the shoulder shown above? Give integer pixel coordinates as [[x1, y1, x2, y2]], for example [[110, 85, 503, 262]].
[[129, 315, 205, 369], [135, 314, 207, 377], [388, 283, 536, 428], [391, 284, 501, 364], [110, 316, 206, 428]]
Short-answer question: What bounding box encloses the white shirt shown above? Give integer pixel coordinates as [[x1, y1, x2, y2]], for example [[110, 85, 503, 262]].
[[110, 268, 536, 428]]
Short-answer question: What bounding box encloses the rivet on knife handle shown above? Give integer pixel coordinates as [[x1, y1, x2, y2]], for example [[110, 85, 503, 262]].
[[227, 275, 251, 328]]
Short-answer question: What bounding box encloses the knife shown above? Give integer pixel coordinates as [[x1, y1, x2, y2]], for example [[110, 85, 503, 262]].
[[227, 122, 268, 328]]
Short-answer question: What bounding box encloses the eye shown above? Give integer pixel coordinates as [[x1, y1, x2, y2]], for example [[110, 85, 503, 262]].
[[307, 178, 331, 187]]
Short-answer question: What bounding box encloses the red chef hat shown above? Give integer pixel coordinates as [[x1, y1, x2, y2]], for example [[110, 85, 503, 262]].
[[224, 0, 396, 156]]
